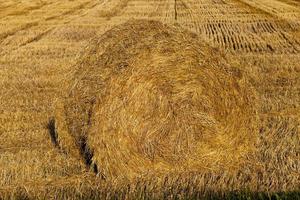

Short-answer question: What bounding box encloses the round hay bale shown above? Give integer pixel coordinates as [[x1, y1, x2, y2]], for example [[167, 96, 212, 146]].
[[55, 19, 259, 180]]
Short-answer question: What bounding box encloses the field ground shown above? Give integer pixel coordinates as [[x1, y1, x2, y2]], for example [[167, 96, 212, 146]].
[[0, 0, 299, 199]]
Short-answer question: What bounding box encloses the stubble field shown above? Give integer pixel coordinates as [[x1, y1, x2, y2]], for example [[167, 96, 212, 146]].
[[0, 0, 299, 199]]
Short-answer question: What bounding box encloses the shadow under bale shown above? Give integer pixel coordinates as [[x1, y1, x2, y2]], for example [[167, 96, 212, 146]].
[[54, 19, 259, 180]]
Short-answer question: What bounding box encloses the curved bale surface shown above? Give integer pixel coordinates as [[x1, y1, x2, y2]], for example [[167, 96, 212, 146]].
[[55, 19, 258, 180]]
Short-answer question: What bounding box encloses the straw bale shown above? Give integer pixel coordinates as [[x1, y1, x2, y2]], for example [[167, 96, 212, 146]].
[[55, 19, 259, 180]]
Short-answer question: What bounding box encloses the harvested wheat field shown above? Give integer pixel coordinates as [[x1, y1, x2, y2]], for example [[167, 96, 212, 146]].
[[0, 0, 299, 199]]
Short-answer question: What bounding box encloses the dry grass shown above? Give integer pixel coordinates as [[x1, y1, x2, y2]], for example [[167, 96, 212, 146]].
[[0, 0, 299, 199]]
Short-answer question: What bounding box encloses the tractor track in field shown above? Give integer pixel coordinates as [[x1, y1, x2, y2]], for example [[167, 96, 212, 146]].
[[4, 2, 55, 18], [0, 0, 98, 46], [96, 0, 130, 19], [281, 0, 300, 7], [44, 0, 98, 21], [16, 1, 99, 49], [0, 22, 39, 43], [0, 0, 99, 54]]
